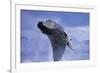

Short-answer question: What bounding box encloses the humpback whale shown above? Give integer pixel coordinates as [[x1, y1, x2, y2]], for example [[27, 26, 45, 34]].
[[37, 20, 73, 61]]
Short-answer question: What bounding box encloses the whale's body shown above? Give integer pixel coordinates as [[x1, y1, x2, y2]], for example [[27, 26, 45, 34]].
[[37, 20, 72, 61]]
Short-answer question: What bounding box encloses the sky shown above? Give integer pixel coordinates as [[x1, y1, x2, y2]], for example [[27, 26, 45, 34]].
[[21, 9, 90, 63]]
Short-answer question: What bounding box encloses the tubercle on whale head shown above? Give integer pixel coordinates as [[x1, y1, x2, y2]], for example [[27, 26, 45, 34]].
[[37, 21, 53, 35]]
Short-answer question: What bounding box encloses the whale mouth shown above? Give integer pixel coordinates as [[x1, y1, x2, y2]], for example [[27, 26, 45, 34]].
[[37, 22, 53, 35]]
